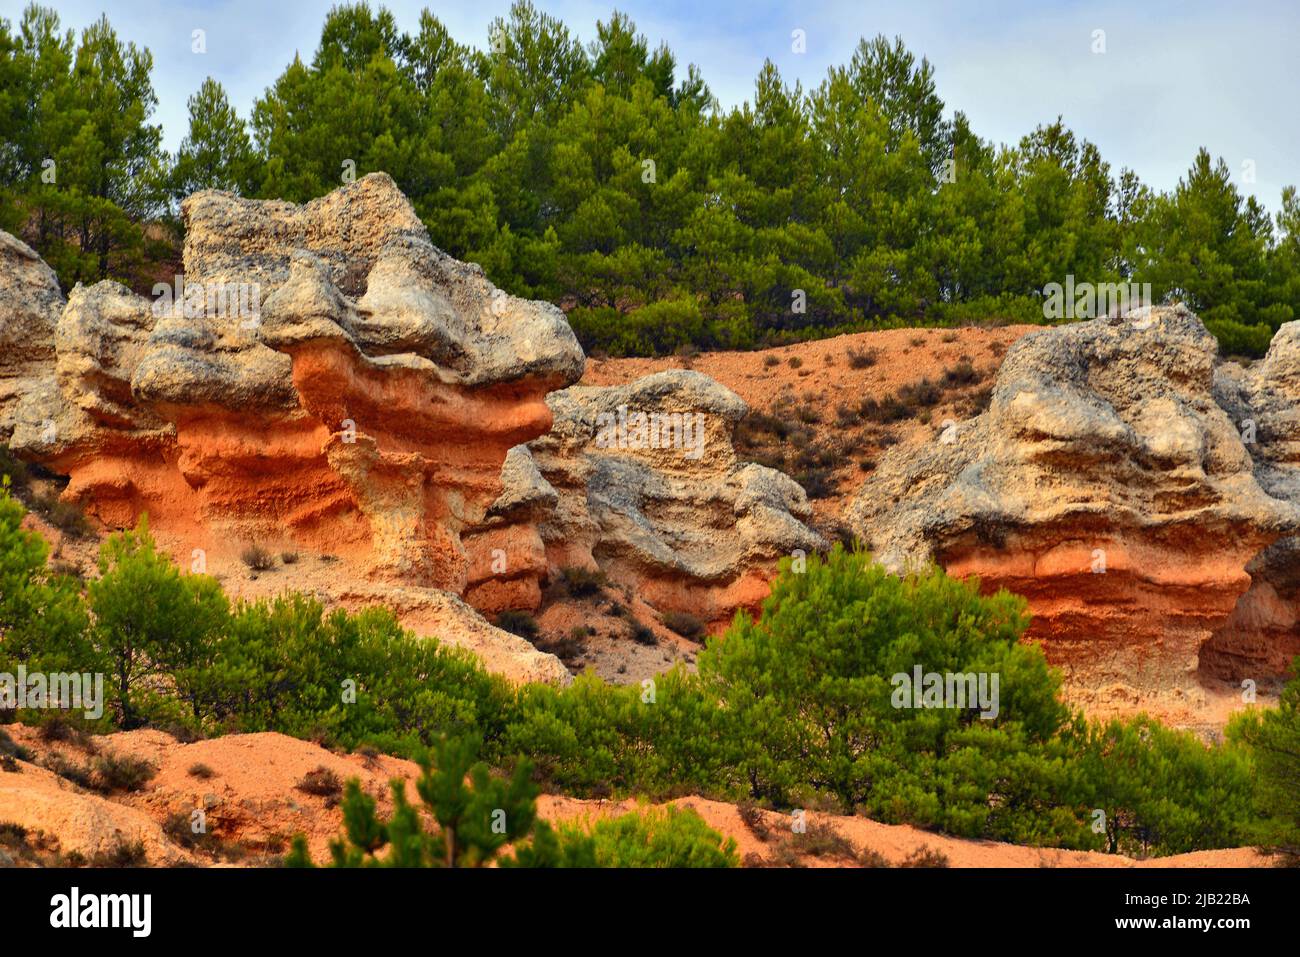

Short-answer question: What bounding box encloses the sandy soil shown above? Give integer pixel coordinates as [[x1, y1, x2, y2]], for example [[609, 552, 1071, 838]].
[[0, 726, 1275, 869], [583, 325, 1037, 524]]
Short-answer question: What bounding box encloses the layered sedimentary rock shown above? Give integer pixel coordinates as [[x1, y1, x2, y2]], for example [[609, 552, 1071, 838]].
[[2, 174, 581, 683], [1202, 323, 1300, 679], [493, 370, 826, 627], [0, 231, 64, 443], [848, 306, 1300, 708]]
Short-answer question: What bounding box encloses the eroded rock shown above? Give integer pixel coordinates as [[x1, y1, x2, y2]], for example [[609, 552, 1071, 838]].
[[1, 174, 583, 684], [848, 306, 1300, 710], [509, 370, 827, 628]]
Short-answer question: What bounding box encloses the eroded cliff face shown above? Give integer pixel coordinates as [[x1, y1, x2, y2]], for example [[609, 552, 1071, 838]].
[[848, 306, 1300, 712], [475, 371, 827, 628], [1202, 323, 1300, 681], [1, 174, 582, 683], [0, 174, 829, 680]]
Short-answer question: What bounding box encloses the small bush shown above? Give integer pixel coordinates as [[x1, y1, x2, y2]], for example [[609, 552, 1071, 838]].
[[42, 753, 95, 789], [0, 447, 31, 492], [496, 609, 540, 640], [163, 810, 222, 852], [90, 840, 147, 868], [846, 347, 878, 369], [763, 355, 780, 368], [559, 566, 606, 598], [37, 715, 95, 750], [93, 751, 157, 793], [188, 763, 216, 780], [240, 543, 276, 571], [0, 728, 32, 762], [33, 495, 93, 539], [629, 621, 657, 645], [662, 611, 705, 641], [793, 820, 858, 860], [296, 766, 343, 798], [561, 806, 738, 868], [737, 802, 771, 840], [943, 361, 979, 387], [787, 356, 803, 369], [900, 846, 951, 868], [280, 551, 299, 565], [896, 378, 943, 410]]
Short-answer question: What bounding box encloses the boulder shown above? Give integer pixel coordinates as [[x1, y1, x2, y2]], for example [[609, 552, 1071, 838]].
[[508, 370, 827, 628], [848, 306, 1300, 709], [0, 174, 583, 684]]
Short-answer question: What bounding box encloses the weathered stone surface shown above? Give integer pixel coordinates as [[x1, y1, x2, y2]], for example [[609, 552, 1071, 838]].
[[0, 174, 583, 684], [514, 370, 827, 628], [0, 230, 65, 443], [1202, 321, 1300, 680], [848, 306, 1300, 709], [0, 758, 192, 866]]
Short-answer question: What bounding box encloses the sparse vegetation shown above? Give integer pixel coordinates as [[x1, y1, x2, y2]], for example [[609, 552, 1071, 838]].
[[92, 751, 157, 793], [240, 543, 276, 571], [296, 766, 343, 799], [496, 609, 540, 640], [0, 447, 31, 493], [32, 494, 93, 539], [662, 611, 705, 642], [558, 565, 607, 598], [900, 846, 951, 868], [188, 763, 216, 780], [846, 347, 878, 369], [90, 840, 148, 868]]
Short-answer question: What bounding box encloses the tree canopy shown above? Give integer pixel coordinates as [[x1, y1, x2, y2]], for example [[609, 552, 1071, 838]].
[[1, 1, 1296, 357]]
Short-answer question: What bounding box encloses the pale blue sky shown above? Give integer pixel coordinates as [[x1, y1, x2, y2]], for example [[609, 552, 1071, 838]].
[[5, 0, 1296, 212]]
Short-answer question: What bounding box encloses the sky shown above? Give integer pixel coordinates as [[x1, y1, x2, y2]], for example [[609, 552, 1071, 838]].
[[5, 0, 1297, 213]]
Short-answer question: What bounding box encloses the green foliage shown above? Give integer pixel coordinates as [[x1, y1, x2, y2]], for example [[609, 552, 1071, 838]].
[[88, 517, 229, 728], [0, 482, 97, 701], [171, 77, 255, 199], [0, 5, 170, 289], [554, 805, 737, 867], [1071, 715, 1253, 856], [286, 734, 543, 867], [505, 668, 733, 799], [2, 4, 1297, 346], [1205, 318, 1275, 359], [0, 490, 1267, 858], [697, 546, 1068, 822], [1229, 662, 1300, 853]]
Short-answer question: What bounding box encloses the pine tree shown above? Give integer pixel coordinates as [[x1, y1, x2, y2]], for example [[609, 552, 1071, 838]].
[[171, 77, 255, 199]]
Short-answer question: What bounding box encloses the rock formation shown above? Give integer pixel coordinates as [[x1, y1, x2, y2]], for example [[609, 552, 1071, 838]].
[[0, 231, 63, 444], [486, 370, 826, 628], [0, 174, 826, 679], [1202, 322, 1300, 680], [1, 173, 581, 683], [848, 306, 1300, 710]]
